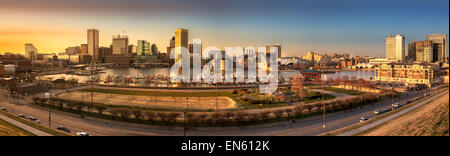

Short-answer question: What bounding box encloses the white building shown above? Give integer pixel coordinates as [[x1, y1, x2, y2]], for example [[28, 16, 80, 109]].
[[386, 34, 405, 62]]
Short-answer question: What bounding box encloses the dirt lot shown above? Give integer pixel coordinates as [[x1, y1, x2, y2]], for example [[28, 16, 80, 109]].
[[362, 93, 449, 136], [57, 91, 237, 110]]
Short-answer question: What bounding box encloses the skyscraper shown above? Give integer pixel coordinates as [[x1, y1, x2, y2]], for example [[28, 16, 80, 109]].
[[410, 40, 434, 63], [137, 40, 151, 56], [112, 34, 129, 55], [174, 29, 188, 63], [87, 29, 99, 62], [24, 43, 37, 61], [426, 34, 447, 63], [386, 34, 405, 62], [175, 28, 188, 50], [80, 44, 88, 55], [266, 44, 282, 58]]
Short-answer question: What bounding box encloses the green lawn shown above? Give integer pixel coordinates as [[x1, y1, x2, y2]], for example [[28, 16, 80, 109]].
[[301, 91, 336, 103]]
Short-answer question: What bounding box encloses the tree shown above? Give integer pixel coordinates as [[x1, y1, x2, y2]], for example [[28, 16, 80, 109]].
[[131, 110, 143, 120], [273, 110, 284, 120], [116, 108, 131, 120], [260, 111, 271, 121], [157, 112, 168, 122], [291, 74, 305, 101], [167, 112, 180, 123], [350, 76, 357, 91], [335, 77, 342, 86], [145, 111, 156, 123], [294, 105, 304, 118], [224, 112, 235, 121], [95, 105, 107, 115], [197, 113, 208, 124], [342, 76, 349, 89]]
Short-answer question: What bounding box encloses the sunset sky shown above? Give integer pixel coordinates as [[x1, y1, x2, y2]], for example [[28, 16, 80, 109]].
[[0, 0, 448, 57]]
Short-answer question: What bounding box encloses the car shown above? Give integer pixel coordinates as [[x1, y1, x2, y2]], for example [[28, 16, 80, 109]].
[[57, 127, 71, 133], [18, 114, 26, 118], [360, 117, 369, 122], [0, 107, 7, 112], [383, 108, 392, 112], [392, 103, 402, 108], [28, 116, 37, 121], [406, 101, 412, 104], [34, 120, 41, 124], [374, 109, 384, 115], [76, 132, 91, 136]]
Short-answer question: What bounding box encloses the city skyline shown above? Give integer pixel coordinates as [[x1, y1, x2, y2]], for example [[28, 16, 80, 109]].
[[0, 0, 449, 57]]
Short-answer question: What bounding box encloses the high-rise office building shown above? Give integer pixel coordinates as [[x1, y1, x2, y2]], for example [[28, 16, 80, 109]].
[[137, 40, 151, 56], [174, 29, 188, 63], [151, 44, 158, 55], [24, 44, 37, 61], [386, 34, 405, 62], [87, 29, 99, 61], [80, 44, 88, 55], [426, 34, 447, 63], [175, 28, 188, 50], [266, 44, 282, 58], [112, 34, 129, 55], [410, 40, 434, 63], [128, 45, 137, 54]]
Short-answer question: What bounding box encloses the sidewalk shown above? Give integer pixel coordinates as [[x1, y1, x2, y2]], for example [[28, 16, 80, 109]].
[[0, 114, 53, 136], [337, 89, 449, 136]]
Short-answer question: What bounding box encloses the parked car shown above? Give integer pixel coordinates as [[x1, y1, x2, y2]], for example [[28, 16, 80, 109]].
[[57, 126, 71, 133], [0, 107, 7, 112], [360, 116, 369, 122], [76, 132, 91, 136], [383, 108, 392, 112], [34, 120, 41, 124], [18, 114, 26, 118]]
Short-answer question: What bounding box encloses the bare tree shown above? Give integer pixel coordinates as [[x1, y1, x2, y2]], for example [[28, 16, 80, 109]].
[[145, 111, 156, 123], [197, 113, 208, 124], [116, 108, 131, 120], [131, 110, 143, 120], [294, 105, 304, 118], [95, 105, 107, 115], [167, 112, 180, 123], [274, 110, 285, 119]]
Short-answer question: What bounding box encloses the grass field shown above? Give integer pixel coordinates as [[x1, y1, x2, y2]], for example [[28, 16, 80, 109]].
[[0, 118, 34, 136]]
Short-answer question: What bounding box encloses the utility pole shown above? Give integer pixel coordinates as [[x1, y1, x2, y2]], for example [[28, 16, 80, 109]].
[[321, 63, 326, 135]]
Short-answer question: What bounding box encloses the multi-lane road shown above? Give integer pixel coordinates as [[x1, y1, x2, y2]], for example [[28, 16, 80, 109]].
[[0, 86, 446, 136]]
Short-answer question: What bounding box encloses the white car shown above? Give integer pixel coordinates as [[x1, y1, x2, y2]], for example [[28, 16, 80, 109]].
[[34, 120, 41, 124], [360, 117, 369, 122], [76, 132, 91, 136]]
